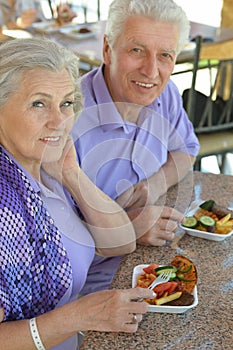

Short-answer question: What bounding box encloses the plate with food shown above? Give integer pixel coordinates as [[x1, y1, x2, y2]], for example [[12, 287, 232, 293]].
[[31, 21, 62, 33], [132, 255, 198, 313], [181, 199, 233, 241], [59, 25, 95, 40]]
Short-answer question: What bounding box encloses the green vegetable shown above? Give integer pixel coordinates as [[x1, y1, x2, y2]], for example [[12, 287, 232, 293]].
[[176, 274, 196, 282], [199, 200, 215, 211], [182, 216, 198, 229], [200, 215, 216, 228], [177, 264, 192, 273], [155, 266, 177, 280], [155, 266, 177, 281], [155, 266, 177, 273]]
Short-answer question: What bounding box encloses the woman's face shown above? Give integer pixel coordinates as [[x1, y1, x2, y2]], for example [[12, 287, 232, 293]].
[[0, 68, 75, 173]]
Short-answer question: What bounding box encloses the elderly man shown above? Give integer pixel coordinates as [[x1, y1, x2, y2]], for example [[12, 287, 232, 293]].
[[72, 0, 200, 294]]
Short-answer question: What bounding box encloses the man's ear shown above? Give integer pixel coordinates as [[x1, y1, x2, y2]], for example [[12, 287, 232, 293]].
[[103, 35, 112, 65]]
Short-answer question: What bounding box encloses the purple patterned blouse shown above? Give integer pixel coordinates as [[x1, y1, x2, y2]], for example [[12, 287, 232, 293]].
[[0, 146, 73, 320]]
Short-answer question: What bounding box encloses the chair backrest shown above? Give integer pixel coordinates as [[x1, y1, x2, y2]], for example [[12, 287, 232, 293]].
[[183, 36, 233, 134]]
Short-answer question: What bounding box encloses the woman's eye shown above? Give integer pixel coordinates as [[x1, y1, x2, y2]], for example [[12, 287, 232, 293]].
[[62, 100, 74, 108]]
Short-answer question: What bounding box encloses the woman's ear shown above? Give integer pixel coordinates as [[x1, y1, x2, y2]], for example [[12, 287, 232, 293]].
[[103, 35, 112, 65]]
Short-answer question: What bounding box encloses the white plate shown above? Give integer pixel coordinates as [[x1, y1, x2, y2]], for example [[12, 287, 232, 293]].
[[31, 21, 62, 33], [59, 25, 95, 40], [2, 29, 33, 38], [132, 264, 198, 314], [180, 200, 233, 241]]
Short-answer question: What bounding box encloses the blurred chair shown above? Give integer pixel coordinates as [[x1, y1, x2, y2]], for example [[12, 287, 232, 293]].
[[182, 36, 233, 172]]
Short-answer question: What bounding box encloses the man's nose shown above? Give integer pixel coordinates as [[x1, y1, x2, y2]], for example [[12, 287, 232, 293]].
[[140, 55, 159, 79]]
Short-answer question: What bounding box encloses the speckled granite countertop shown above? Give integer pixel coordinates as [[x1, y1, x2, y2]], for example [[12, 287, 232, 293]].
[[80, 171, 233, 350]]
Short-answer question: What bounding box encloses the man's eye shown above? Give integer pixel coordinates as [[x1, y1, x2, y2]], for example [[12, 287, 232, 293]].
[[133, 47, 142, 52], [132, 48, 142, 54], [32, 101, 43, 107], [130, 47, 146, 58], [161, 53, 173, 61]]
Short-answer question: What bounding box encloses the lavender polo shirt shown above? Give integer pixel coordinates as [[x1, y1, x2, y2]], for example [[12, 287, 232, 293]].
[[71, 65, 200, 294], [39, 170, 95, 350]]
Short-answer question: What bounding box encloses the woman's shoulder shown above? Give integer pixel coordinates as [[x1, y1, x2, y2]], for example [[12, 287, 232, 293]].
[[0, 174, 25, 215]]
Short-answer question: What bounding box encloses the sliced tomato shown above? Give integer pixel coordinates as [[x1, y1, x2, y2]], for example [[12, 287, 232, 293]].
[[153, 281, 178, 294], [143, 264, 159, 275], [166, 281, 178, 294]]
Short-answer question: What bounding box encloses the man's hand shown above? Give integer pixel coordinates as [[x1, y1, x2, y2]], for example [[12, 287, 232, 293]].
[[127, 205, 184, 246], [116, 179, 161, 210]]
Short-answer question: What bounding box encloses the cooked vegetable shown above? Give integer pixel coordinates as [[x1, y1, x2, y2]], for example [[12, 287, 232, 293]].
[[143, 264, 159, 274], [200, 200, 215, 211], [165, 291, 194, 306], [170, 255, 197, 293], [199, 215, 216, 229], [154, 266, 177, 279], [182, 216, 198, 229], [136, 256, 197, 306], [155, 291, 182, 305], [212, 203, 233, 219], [217, 213, 231, 224], [183, 200, 233, 235], [177, 264, 192, 273]]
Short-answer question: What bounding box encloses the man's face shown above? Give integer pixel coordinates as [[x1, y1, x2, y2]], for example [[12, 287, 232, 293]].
[[103, 15, 179, 106]]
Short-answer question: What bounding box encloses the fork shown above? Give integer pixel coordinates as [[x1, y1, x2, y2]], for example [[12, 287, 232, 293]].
[[148, 271, 172, 290], [133, 271, 172, 302]]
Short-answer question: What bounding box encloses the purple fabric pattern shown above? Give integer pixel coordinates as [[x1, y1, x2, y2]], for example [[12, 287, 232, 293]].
[[0, 146, 72, 321]]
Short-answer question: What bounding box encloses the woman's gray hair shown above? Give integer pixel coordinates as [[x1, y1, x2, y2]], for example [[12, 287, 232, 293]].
[[0, 37, 82, 114], [105, 0, 190, 55]]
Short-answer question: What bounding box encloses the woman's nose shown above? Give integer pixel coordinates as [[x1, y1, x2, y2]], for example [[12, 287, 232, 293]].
[[47, 109, 66, 129]]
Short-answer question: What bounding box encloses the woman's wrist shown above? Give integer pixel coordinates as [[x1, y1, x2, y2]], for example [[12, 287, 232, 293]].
[[29, 318, 46, 350]]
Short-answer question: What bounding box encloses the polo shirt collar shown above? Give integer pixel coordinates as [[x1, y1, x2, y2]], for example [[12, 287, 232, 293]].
[[92, 64, 161, 132]]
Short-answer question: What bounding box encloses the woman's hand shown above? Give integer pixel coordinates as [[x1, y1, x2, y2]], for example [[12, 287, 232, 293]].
[[127, 205, 184, 246], [73, 288, 155, 333], [42, 136, 79, 183]]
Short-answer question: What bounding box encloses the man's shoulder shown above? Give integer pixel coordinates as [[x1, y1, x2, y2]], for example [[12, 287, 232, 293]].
[[156, 79, 183, 110], [161, 79, 181, 98]]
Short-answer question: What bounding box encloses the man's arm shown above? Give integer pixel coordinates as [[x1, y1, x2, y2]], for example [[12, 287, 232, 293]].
[[117, 151, 195, 210]]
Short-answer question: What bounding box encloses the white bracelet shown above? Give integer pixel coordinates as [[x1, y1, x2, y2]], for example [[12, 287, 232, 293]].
[[29, 317, 46, 350]]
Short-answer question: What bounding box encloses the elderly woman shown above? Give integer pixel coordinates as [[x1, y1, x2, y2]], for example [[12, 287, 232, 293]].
[[0, 38, 155, 350]]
